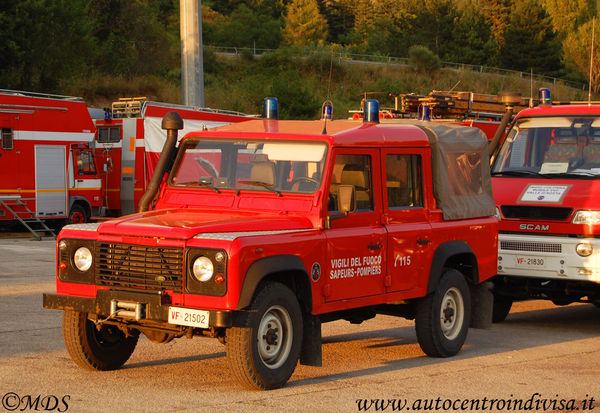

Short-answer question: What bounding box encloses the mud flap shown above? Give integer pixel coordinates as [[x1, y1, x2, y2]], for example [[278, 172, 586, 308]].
[[300, 314, 322, 366], [469, 281, 493, 329]]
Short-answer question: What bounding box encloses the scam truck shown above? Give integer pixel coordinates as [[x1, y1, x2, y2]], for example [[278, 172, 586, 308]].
[[491, 99, 600, 320], [43, 99, 498, 389]]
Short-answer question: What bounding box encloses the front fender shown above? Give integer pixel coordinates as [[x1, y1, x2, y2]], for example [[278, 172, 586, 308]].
[[236, 255, 308, 310]]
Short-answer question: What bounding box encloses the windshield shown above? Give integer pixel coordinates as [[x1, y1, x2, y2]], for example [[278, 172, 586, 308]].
[[170, 138, 328, 194], [492, 116, 600, 178]]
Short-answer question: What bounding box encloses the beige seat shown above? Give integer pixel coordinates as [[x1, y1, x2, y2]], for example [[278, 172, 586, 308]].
[[340, 164, 371, 209], [250, 162, 275, 185]]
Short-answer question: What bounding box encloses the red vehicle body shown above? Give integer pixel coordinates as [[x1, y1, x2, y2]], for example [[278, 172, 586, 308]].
[[491, 103, 600, 320], [0, 90, 101, 227], [44, 101, 498, 389], [93, 98, 253, 216]]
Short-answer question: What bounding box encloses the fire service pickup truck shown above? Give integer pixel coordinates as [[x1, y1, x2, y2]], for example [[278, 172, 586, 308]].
[[43, 99, 498, 389]]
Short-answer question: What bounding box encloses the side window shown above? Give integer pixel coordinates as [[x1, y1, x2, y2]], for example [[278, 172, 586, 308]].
[[385, 154, 423, 208], [1, 128, 13, 150], [97, 126, 121, 144], [76, 151, 97, 175], [328, 154, 373, 212]]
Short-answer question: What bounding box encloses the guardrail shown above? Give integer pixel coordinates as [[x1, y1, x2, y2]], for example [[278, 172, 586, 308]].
[[208, 46, 588, 91]]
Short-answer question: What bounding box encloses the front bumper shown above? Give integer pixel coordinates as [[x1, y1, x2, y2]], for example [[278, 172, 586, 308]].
[[43, 290, 233, 328], [498, 233, 600, 284]]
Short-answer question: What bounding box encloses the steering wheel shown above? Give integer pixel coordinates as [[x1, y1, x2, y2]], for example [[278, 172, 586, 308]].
[[290, 177, 319, 190]]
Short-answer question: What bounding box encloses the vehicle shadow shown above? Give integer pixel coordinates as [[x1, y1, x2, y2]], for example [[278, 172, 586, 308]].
[[287, 303, 600, 388]]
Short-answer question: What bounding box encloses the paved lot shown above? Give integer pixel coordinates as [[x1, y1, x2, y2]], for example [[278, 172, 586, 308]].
[[1, 237, 599, 412]]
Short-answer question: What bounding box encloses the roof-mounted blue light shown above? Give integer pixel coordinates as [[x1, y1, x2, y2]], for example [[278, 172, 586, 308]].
[[364, 99, 379, 123], [263, 97, 278, 119], [321, 101, 333, 120], [539, 88, 551, 105], [418, 104, 431, 121]]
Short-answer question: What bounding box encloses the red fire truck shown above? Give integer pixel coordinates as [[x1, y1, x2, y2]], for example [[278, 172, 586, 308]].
[[44, 99, 498, 389], [92, 98, 254, 216], [0, 89, 101, 237], [490, 97, 600, 320]]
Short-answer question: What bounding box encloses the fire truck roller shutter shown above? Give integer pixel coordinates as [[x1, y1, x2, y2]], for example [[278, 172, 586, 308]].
[[35, 145, 67, 217]]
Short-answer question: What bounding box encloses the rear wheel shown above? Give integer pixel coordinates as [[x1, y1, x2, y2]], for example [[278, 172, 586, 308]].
[[226, 282, 302, 390], [415, 269, 471, 357], [62, 310, 138, 371]]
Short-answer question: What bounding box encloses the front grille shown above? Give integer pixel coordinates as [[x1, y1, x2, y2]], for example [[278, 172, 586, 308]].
[[500, 240, 562, 253], [501, 205, 572, 221], [95, 242, 184, 292]]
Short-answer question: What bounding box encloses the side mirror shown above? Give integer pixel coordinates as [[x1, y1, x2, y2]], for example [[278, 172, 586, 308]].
[[337, 185, 356, 215]]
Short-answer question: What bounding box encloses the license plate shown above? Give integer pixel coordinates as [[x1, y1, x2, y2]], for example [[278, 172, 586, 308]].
[[514, 256, 545, 268], [168, 307, 209, 328]]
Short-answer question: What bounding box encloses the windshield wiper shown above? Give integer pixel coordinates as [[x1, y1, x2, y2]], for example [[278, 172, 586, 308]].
[[198, 179, 221, 193], [540, 172, 598, 179], [238, 180, 282, 197], [491, 170, 545, 177]]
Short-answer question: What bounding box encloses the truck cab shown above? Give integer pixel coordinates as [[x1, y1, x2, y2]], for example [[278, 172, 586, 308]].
[[491, 103, 600, 320], [44, 101, 498, 389]]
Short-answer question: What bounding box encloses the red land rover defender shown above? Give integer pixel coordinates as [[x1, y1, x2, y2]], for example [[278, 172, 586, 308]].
[[44, 99, 498, 389]]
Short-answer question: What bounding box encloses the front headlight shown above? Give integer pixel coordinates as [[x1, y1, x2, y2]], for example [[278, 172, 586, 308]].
[[192, 256, 214, 282], [73, 246, 93, 272], [572, 210, 600, 225]]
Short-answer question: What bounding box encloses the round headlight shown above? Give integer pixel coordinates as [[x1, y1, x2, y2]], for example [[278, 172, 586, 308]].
[[192, 256, 214, 282], [73, 247, 93, 272], [576, 243, 593, 257]]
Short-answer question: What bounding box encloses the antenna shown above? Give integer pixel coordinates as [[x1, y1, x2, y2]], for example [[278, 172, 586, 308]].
[[448, 80, 461, 93], [589, 17, 596, 106]]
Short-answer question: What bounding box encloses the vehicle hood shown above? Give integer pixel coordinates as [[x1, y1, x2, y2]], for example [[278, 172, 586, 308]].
[[492, 177, 600, 210], [97, 208, 315, 239]]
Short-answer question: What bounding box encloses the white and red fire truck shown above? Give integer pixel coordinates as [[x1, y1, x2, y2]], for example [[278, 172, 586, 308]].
[[92, 98, 254, 216], [0, 89, 101, 236], [0, 91, 253, 237]]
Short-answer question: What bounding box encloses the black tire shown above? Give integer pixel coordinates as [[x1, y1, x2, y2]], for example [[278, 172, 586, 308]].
[[415, 269, 471, 357], [62, 310, 138, 371], [226, 282, 303, 390], [67, 204, 88, 224], [492, 294, 513, 323]]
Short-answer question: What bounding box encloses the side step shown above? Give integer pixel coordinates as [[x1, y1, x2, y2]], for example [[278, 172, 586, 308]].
[[0, 195, 57, 240]]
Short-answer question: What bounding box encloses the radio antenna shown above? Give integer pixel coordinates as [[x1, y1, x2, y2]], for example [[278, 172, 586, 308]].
[[589, 17, 596, 105]]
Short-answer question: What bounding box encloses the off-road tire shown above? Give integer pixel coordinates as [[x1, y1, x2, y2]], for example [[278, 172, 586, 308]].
[[415, 268, 471, 357], [62, 310, 138, 371], [226, 282, 303, 390], [492, 294, 513, 323]]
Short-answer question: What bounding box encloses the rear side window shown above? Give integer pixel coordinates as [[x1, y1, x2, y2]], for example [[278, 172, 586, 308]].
[[385, 154, 423, 209], [97, 126, 121, 144]]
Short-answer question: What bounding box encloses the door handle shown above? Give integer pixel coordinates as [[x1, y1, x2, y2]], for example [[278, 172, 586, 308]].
[[417, 239, 431, 245], [368, 243, 383, 250]]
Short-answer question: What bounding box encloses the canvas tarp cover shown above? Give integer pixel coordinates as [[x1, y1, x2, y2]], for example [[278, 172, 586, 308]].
[[417, 122, 495, 220]]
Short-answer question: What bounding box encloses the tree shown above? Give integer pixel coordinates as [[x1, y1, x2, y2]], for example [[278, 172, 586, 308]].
[[541, 0, 596, 35], [499, 0, 563, 76], [563, 17, 600, 92], [282, 0, 328, 47], [0, 0, 96, 91], [445, 1, 495, 65]]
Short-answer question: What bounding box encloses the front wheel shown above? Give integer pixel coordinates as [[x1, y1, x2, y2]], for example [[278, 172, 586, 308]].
[[62, 310, 138, 371], [226, 282, 303, 390], [415, 269, 471, 357]]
